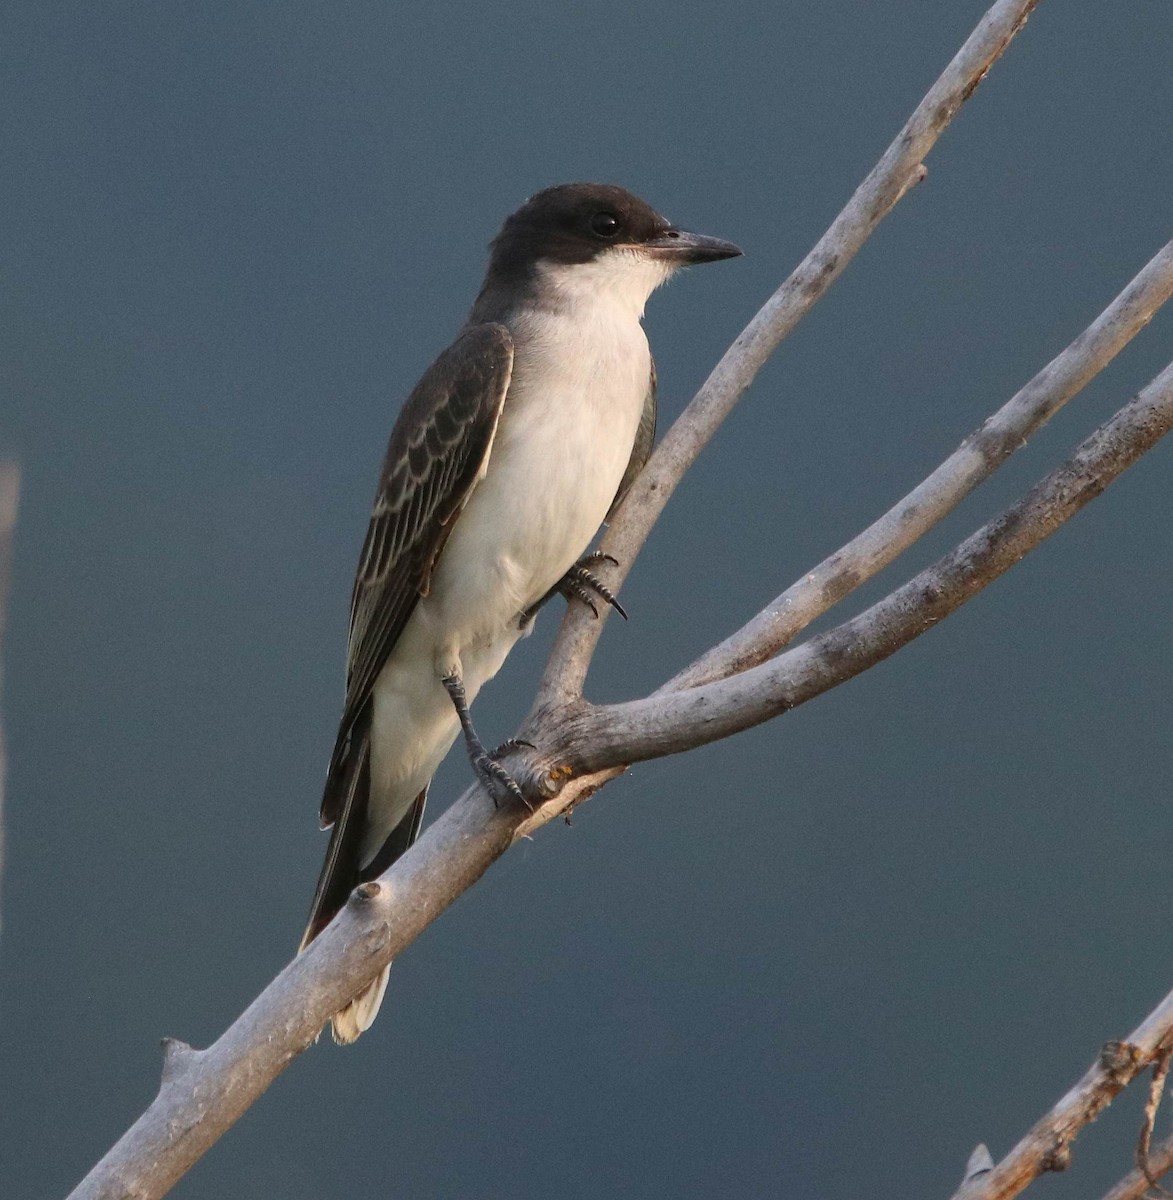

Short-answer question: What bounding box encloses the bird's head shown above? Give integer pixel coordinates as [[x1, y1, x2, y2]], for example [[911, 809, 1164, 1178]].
[[482, 182, 741, 316]]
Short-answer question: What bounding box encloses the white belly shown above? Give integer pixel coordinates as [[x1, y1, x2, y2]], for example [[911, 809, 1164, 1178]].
[[362, 305, 651, 860]]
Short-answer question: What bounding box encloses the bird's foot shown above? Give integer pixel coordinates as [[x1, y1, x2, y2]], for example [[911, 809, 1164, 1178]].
[[441, 673, 531, 810], [558, 553, 627, 620], [470, 745, 530, 811], [518, 553, 626, 627]]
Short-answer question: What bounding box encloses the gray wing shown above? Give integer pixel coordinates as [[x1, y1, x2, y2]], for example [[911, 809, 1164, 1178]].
[[321, 322, 513, 824], [606, 355, 656, 521]]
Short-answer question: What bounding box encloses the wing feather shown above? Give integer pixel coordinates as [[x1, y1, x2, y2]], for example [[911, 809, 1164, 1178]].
[[320, 322, 513, 825]]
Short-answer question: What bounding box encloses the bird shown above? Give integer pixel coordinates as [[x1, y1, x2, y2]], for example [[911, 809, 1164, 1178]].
[[300, 182, 741, 1043]]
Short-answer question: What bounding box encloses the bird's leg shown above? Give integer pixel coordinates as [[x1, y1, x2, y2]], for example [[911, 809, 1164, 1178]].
[[441, 672, 531, 810], [518, 552, 627, 627]]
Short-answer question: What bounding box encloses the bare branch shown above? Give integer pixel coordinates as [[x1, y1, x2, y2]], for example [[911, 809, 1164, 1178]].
[[534, 361, 1173, 778], [671, 239, 1173, 690], [536, 0, 1041, 706], [70, 795, 523, 1200], [68, 352, 1173, 1199], [0, 461, 20, 940], [518, 234, 1173, 828], [1138, 1050, 1173, 1195], [952, 988, 1173, 1200]]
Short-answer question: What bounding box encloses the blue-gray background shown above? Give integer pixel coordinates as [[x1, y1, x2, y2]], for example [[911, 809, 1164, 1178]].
[[3, 2, 1172, 1196]]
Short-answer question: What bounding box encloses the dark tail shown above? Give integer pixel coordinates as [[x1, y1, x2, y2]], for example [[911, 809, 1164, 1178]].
[[300, 718, 373, 950], [299, 710, 428, 1042]]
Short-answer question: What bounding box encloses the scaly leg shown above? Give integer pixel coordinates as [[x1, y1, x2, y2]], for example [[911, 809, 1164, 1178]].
[[441, 672, 529, 809]]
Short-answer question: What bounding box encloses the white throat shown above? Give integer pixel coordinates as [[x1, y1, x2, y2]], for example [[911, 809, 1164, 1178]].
[[534, 248, 677, 322]]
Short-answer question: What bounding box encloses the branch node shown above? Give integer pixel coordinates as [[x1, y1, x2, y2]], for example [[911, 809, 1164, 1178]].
[[539, 764, 572, 800], [1042, 1139, 1072, 1173], [160, 1037, 199, 1085], [351, 881, 382, 903], [963, 1143, 995, 1182], [1102, 1039, 1144, 1083], [896, 162, 929, 203]]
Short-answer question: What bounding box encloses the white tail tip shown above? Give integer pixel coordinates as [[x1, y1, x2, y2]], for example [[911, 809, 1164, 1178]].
[[331, 966, 391, 1045]]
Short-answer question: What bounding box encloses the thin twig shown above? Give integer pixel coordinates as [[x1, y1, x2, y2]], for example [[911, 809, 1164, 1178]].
[[669, 239, 1173, 691], [953, 985, 1173, 1199], [535, 0, 1041, 708], [1139, 1049, 1173, 1195]]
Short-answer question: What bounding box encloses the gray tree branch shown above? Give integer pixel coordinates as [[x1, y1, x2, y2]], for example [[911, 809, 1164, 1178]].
[[669, 238, 1173, 691], [67, 353, 1173, 1199], [951, 976, 1173, 1200], [535, 0, 1040, 708], [521, 360, 1173, 783]]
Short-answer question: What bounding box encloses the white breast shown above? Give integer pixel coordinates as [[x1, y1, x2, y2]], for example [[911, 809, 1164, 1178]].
[[424, 263, 655, 649]]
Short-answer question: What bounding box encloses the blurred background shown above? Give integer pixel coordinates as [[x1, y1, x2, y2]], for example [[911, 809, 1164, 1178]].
[[3, 2, 1173, 1196]]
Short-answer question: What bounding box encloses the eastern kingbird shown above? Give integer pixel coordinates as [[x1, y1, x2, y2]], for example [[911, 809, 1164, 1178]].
[[301, 183, 740, 1042]]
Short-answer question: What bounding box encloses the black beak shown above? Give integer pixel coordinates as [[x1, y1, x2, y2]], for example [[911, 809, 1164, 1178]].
[[643, 228, 743, 264]]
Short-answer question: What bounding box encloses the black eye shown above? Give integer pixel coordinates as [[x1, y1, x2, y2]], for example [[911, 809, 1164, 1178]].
[[590, 211, 620, 238]]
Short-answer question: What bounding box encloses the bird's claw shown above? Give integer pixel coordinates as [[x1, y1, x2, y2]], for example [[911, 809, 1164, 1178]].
[[492, 736, 536, 757], [472, 749, 532, 812], [517, 553, 627, 626], [558, 554, 627, 621]]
